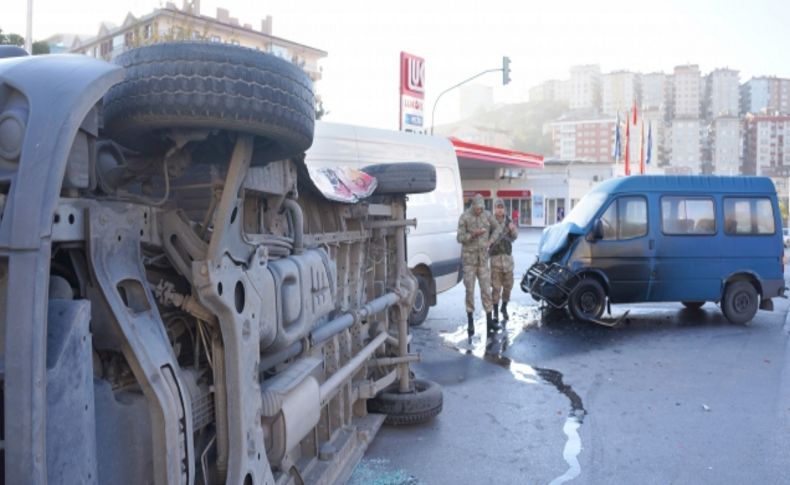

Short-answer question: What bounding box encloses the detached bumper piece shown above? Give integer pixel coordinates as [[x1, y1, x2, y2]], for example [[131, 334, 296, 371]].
[[520, 262, 580, 309]]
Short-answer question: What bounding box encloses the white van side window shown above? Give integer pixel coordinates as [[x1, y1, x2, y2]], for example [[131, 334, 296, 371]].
[[724, 197, 775, 235], [661, 197, 715, 235]]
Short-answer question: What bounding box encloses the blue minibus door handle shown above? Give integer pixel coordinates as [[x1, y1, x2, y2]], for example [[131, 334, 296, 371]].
[[649, 239, 655, 250]]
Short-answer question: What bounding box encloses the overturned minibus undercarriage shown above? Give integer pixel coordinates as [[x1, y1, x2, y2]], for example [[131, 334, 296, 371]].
[[0, 43, 441, 484]]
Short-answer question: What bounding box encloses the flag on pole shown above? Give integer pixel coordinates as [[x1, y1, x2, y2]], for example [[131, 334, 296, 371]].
[[624, 111, 631, 176], [639, 121, 645, 175], [646, 122, 653, 165], [613, 113, 622, 161], [632, 99, 638, 125]]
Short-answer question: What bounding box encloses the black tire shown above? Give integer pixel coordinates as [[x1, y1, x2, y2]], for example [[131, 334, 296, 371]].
[[362, 162, 436, 194], [568, 278, 606, 322], [721, 280, 759, 325], [681, 301, 705, 310], [408, 275, 430, 326], [368, 378, 442, 425], [103, 42, 315, 160]]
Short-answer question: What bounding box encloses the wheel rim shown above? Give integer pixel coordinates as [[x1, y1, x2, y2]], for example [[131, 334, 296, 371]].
[[579, 290, 601, 316], [412, 288, 425, 315], [733, 291, 751, 313]]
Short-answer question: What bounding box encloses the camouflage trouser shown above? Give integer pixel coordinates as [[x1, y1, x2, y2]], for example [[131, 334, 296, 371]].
[[490, 254, 514, 305], [462, 251, 492, 313]]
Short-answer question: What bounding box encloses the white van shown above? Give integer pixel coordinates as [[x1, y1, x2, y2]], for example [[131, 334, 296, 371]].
[[305, 121, 464, 324]]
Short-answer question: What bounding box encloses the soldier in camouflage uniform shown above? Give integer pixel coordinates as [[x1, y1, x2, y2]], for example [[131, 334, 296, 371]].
[[457, 194, 503, 338], [490, 199, 518, 323]]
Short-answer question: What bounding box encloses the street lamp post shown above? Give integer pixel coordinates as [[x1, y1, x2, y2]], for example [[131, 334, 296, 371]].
[[25, 0, 33, 54]]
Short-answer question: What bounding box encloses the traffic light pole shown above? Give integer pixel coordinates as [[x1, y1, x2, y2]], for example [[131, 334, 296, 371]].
[[429, 56, 511, 135]]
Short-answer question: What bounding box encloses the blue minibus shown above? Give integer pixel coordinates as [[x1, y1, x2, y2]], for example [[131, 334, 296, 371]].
[[523, 176, 786, 325]]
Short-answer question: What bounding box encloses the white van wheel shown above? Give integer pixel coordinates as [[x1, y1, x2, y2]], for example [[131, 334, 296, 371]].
[[722, 281, 758, 325], [409, 275, 430, 326], [362, 162, 437, 194]]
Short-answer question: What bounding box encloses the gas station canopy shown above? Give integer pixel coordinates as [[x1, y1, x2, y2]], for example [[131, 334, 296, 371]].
[[450, 138, 543, 178]]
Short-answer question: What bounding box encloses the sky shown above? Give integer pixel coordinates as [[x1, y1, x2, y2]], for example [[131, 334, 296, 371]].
[[4, 0, 790, 130]]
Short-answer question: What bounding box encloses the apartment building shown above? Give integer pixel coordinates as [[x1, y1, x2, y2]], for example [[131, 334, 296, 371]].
[[672, 65, 702, 118], [70, 2, 327, 84], [741, 77, 790, 115], [669, 119, 702, 173], [568, 65, 601, 110], [550, 116, 615, 162], [601, 71, 639, 116], [641, 72, 668, 113], [710, 117, 741, 175], [743, 114, 790, 176], [708, 68, 740, 117]]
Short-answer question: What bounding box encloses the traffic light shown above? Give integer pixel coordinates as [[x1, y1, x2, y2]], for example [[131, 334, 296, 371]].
[[502, 56, 511, 85]]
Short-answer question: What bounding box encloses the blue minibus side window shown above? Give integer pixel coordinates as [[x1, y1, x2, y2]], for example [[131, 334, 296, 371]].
[[723, 197, 775, 235], [661, 197, 716, 235]]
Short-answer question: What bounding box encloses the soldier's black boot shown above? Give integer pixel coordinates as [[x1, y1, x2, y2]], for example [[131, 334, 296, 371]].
[[467, 312, 474, 340], [501, 301, 509, 321], [493, 305, 499, 323], [486, 312, 499, 336]]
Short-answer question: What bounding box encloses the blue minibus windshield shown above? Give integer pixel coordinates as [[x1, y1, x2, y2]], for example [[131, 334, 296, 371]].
[[564, 191, 608, 228]]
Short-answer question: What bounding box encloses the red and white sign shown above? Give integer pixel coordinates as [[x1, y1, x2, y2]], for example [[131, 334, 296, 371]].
[[399, 52, 425, 133]]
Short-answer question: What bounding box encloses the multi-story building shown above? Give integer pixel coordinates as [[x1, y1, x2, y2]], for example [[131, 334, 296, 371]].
[[641, 72, 668, 113], [459, 84, 494, 119], [672, 65, 702, 118], [710, 117, 741, 175], [669, 119, 702, 173], [70, 2, 326, 84], [743, 114, 790, 176], [741, 78, 769, 115], [550, 116, 614, 162], [741, 77, 790, 115], [601, 71, 639, 116], [708, 68, 740, 117], [569, 65, 601, 111]]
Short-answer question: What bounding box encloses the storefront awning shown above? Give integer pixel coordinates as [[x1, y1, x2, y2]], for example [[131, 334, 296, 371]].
[[450, 138, 544, 170]]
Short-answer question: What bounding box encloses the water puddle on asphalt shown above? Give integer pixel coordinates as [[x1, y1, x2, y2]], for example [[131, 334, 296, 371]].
[[439, 306, 587, 485]]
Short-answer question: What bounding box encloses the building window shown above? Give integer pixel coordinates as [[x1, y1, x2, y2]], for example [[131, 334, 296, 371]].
[[210, 35, 221, 43], [143, 24, 153, 40]]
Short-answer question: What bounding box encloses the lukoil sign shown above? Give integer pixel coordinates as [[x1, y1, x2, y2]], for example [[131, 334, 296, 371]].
[[400, 52, 425, 133]]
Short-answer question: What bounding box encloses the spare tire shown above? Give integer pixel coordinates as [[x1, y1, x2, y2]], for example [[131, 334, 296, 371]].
[[103, 42, 315, 161], [362, 162, 436, 194], [368, 378, 443, 425]]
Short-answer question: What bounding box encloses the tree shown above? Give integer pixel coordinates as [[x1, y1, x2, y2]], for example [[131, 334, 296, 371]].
[[32, 41, 49, 55], [0, 31, 24, 47], [0, 28, 49, 55]]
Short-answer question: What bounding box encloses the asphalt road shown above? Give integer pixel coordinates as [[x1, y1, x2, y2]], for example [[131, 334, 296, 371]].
[[350, 229, 790, 485]]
